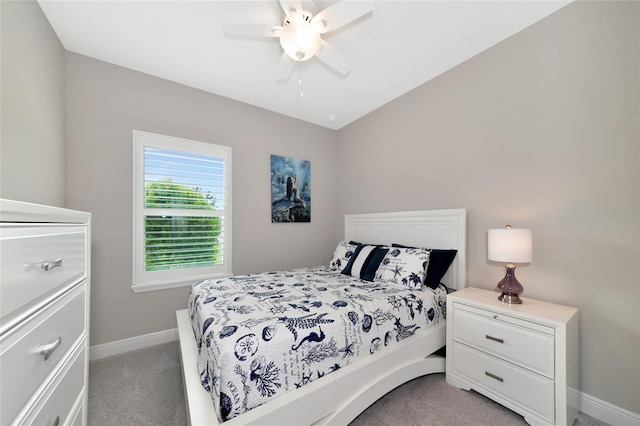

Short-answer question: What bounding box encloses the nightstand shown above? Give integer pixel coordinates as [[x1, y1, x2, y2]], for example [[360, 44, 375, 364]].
[[446, 287, 579, 426]]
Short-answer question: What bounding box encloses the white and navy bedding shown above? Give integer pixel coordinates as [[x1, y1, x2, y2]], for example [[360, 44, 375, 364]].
[[188, 265, 448, 422]]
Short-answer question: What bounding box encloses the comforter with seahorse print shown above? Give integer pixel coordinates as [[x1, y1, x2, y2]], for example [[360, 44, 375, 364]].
[[188, 266, 447, 423]]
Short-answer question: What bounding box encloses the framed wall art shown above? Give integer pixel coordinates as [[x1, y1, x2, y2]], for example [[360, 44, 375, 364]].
[[270, 155, 311, 222]]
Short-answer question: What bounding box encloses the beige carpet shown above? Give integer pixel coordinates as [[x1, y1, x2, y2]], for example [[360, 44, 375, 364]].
[[88, 341, 186, 425], [88, 341, 607, 426]]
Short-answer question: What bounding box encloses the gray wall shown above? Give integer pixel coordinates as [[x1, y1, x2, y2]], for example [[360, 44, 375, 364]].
[[337, 1, 639, 414], [3, 0, 639, 417], [64, 53, 341, 346], [1, 0, 66, 206]]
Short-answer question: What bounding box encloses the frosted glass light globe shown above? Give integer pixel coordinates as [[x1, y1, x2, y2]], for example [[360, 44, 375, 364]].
[[279, 21, 321, 61]]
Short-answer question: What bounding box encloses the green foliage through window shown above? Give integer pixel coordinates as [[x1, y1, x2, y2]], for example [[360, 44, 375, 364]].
[[144, 180, 222, 271]]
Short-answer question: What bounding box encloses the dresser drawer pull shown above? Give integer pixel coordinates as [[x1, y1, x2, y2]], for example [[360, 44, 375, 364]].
[[40, 337, 62, 361], [42, 258, 63, 271], [25, 258, 63, 272], [485, 334, 504, 344], [485, 371, 504, 383], [52, 416, 60, 426]]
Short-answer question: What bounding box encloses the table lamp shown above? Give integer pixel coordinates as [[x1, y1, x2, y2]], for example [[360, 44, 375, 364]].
[[488, 225, 532, 304]]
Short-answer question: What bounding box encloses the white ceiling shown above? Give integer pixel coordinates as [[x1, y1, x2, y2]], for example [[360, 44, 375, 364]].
[[38, 0, 571, 130]]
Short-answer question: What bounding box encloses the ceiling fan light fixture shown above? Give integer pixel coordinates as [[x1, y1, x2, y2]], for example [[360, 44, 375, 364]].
[[279, 20, 321, 61], [225, 0, 375, 77]]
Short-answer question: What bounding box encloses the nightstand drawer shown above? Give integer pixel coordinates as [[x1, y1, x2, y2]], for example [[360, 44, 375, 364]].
[[452, 303, 555, 377], [451, 341, 555, 423]]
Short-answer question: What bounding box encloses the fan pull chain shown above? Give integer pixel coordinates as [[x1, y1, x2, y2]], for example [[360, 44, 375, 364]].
[[299, 65, 304, 99], [296, 64, 305, 115]]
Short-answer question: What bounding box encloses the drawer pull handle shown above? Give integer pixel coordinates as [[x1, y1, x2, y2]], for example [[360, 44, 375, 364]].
[[485, 334, 504, 344], [42, 258, 63, 271], [52, 416, 60, 426], [25, 258, 63, 272], [485, 371, 504, 383], [40, 337, 62, 361]]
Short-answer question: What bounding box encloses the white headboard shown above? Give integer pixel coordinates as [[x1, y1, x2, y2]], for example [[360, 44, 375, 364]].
[[344, 209, 467, 290]]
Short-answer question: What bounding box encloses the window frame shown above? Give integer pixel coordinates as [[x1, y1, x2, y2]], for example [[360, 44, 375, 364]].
[[132, 130, 232, 293]]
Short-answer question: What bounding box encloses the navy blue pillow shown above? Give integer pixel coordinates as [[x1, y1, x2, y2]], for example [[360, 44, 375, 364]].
[[392, 244, 457, 289], [342, 244, 389, 281]]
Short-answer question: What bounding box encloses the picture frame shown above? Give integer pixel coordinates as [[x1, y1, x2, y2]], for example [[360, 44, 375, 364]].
[[270, 155, 311, 222]]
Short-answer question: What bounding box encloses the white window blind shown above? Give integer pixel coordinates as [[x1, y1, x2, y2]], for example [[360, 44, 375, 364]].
[[133, 131, 232, 292]]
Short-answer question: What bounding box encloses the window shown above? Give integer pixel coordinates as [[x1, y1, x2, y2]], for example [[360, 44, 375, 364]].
[[132, 130, 232, 292]]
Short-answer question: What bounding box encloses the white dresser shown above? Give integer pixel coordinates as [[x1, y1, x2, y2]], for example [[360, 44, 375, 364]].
[[1, 199, 91, 426], [446, 287, 579, 426]]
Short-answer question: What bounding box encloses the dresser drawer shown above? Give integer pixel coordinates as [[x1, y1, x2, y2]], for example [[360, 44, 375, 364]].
[[0, 285, 86, 425], [451, 341, 555, 423], [1, 224, 87, 324], [452, 303, 555, 377], [24, 347, 86, 426], [69, 401, 84, 426]]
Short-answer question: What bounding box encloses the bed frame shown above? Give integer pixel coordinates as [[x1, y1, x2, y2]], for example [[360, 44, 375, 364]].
[[176, 208, 467, 425]]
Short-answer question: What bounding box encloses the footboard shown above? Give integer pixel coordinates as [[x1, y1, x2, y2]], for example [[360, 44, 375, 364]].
[[177, 309, 446, 426]]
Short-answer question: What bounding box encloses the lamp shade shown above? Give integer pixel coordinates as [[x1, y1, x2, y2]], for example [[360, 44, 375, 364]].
[[488, 227, 532, 263]]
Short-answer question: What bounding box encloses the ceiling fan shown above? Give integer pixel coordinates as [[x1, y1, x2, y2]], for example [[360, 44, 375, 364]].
[[223, 0, 374, 80]]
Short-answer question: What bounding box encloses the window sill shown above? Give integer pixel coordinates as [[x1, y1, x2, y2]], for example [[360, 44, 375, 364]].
[[131, 273, 233, 293]]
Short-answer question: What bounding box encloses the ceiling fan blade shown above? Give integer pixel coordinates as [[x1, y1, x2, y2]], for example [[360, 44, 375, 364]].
[[315, 39, 350, 76], [276, 52, 297, 81], [279, 0, 304, 21], [311, 0, 374, 34], [223, 24, 282, 38]]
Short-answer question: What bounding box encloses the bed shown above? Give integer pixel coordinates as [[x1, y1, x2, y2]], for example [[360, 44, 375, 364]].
[[176, 208, 467, 425]]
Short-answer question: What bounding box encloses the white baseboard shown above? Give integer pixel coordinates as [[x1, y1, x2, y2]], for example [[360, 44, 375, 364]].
[[89, 328, 178, 360], [570, 387, 640, 426], [90, 330, 639, 426]]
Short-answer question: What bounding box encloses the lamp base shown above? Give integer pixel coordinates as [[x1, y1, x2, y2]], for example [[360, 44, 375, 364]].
[[496, 263, 524, 304], [498, 292, 522, 304]]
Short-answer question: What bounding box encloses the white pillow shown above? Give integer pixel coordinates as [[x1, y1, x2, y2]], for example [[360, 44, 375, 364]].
[[329, 241, 357, 270], [375, 247, 430, 289]]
